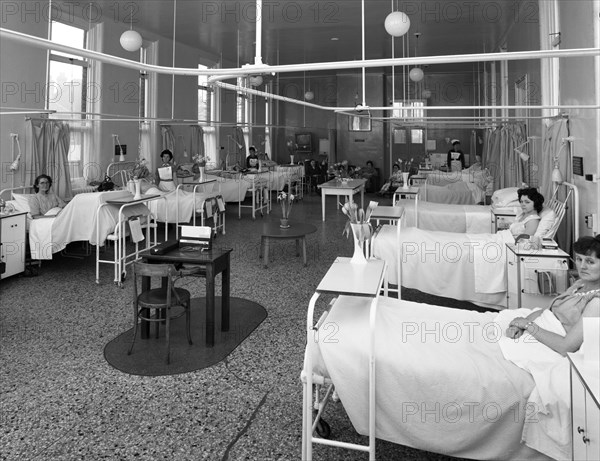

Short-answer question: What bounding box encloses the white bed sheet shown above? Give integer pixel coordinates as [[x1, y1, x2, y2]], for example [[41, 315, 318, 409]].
[[206, 174, 248, 202], [29, 191, 148, 260], [422, 169, 492, 204], [307, 296, 552, 460], [143, 186, 221, 223], [398, 200, 494, 233], [372, 225, 509, 308]]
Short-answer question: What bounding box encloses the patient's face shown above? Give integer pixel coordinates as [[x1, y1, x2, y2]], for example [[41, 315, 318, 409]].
[[519, 196, 535, 214], [575, 252, 600, 285], [37, 178, 50, 193]]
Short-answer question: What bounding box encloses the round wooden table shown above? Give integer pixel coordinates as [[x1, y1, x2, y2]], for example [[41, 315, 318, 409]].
[[259, 220, 317, 268]]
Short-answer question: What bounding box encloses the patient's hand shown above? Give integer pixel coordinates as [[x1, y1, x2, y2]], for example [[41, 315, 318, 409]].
[[506, 325, 524, 339]]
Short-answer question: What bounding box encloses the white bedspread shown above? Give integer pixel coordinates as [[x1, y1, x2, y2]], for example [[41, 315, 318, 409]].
[[423, 170, 491, 204], [307, 296, 551, 460], [496, 309, 571, 461], [398, 200, 492, 233], [143, 186, 220, 223], [206, 175, 248, 202], [29, 191, 149, 260], [372, 225, 507, 308]]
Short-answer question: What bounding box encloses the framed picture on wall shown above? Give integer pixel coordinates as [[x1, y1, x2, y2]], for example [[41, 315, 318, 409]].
[[393, 128, 406, 144], [349, 114, 371, 132]]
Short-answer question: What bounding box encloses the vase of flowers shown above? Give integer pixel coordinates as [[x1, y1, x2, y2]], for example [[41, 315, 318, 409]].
[[277, 191, 295, 228], [286, 138, 297, 164], [193, 154, 208, 181], [129, 157, 149, 199], [397, 158, 413, 189], [130, 157, 150, 181], [341, 200, 378, 264]]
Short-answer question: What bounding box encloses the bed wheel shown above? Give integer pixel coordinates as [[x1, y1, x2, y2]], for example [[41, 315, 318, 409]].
[[315, 419, 331, 439]]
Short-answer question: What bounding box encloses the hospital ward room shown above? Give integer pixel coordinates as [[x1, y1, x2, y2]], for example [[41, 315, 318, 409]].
[[1, 1, 599, 460]]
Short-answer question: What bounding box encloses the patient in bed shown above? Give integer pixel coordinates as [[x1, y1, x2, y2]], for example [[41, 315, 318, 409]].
[[506, 235, 600, 355], [508, 187, 544, 243], [30, 174, 66, 219]]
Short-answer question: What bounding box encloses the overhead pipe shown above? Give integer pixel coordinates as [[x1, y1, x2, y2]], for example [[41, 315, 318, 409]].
[[1, 27, 598, 77], [254, 0, 263, 65]]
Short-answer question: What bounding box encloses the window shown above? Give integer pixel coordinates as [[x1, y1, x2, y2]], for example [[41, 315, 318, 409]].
[[198, 63, 218, 166], [410, 129, 424, 144], [198, 64, 211, 122], [236, 76, 247, 124], [392, 100, 425, 120], [47, 21, 88, 177], [348, 113, 372, 132]]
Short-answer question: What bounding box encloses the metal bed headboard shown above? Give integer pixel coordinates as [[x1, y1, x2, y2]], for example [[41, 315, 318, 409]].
[[106, 161, 137, 189], [0, 185, 35, 200]]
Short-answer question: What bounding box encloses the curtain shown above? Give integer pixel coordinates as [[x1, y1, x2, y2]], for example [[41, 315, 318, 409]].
[[469, 130, 477, 163], [234, 127, 246, 155], [540, 118, 570, 201], [484, 123, 527, 190], [161, 125, 176, 153], [541, 118, 572, 250], [26, 119, 73, 199], [190, 125, 205, 161], [139, 122, 152, 168]]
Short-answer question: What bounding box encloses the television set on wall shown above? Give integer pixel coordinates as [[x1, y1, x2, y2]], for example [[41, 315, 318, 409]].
[[295, 133, 312, 152]]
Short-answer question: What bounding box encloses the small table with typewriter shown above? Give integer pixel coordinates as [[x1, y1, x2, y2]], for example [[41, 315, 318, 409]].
[[141, 239, 232, 347]]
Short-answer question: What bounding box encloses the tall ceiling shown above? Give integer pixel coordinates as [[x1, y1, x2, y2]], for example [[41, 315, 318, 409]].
[[103, 0, 530, 75]]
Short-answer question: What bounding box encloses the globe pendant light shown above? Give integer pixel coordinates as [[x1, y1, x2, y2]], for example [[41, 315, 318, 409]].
[[409, 32, 424, 82], [249, 75, 263, 86], [409, 67, 424, 82], [304, 90, 314, 101], [120, 4, 142, 52], [120, 30, 142, 52], [384, 11, 410, 37]]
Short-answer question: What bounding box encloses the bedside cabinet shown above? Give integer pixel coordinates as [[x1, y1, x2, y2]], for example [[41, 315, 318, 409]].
[[568, 353, 600, 461], [505, 243, 569, 309], [491, 207, 517, 233], [1, 212, 27, 280]]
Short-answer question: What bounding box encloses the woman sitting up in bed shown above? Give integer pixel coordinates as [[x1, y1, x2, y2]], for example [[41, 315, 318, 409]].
[[506, 235, 600, 355], [508, 187, 545, 243], [31, 174, 66, 219]]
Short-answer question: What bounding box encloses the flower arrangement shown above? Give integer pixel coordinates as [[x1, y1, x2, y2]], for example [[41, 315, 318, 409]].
[[277, 191, 295, 219], [130, 157, 150, 180], [285, 138, 297, 155], [397, 158, 414, 173], [193, 153, 208, 166], [341, 200, 378, 242]]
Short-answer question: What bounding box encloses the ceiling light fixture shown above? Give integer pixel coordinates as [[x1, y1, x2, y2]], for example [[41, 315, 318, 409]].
[[384, 11, 410, 37], [120, 4, 142, 52], [409, 32, 424, 82], [249, 75, 263, 86]]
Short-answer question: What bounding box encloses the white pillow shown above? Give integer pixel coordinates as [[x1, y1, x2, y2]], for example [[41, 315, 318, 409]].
[[11, 193, 35, 213], [534, 208, 558, 238], [491, 187, 519, 207]]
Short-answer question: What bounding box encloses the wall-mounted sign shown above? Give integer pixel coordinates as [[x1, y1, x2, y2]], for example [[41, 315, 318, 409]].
[[573, 156, 583, 176]]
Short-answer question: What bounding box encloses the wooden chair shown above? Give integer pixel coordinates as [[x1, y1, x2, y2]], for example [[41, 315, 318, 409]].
[[128, 262, 192, 364]]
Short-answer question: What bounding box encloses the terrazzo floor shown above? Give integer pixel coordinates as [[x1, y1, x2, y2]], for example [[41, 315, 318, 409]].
[[1, 191, 489, 461]]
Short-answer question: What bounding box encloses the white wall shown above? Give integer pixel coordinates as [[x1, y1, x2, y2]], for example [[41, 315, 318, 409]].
[[0, 2, 49, 189], [558, 1, 599, 238]]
